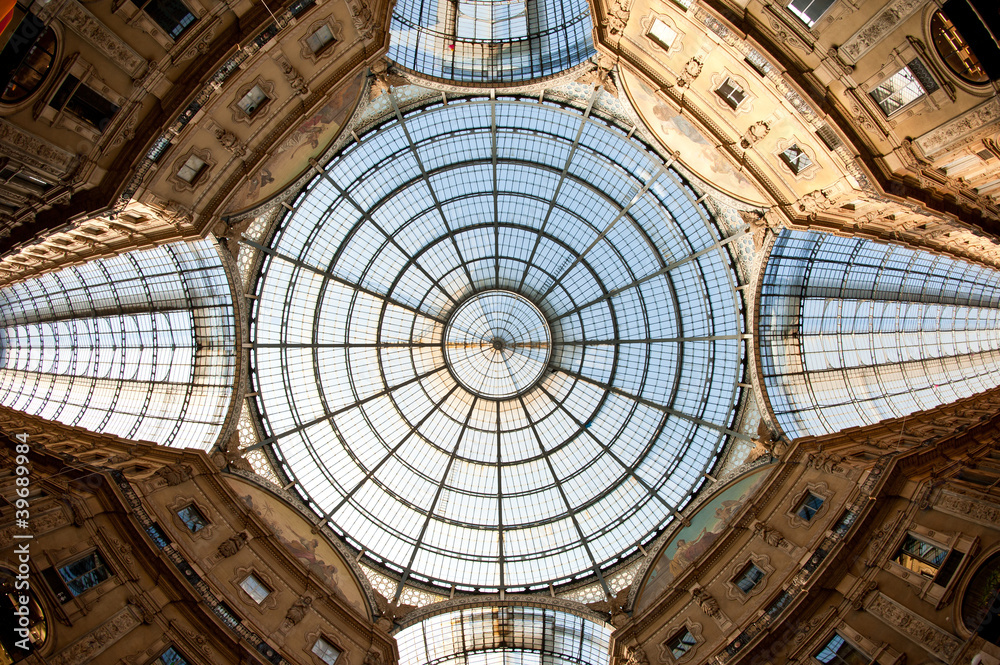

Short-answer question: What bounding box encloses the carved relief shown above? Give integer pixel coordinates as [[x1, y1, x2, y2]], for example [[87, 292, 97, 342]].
[[865, 591, 962, 660], [690, 587, 720, 618], [741, 121, 770, 149], [48, 606, 140, 665], [284, 595, 313, 628], [214, 129, 246, 158], [752, 522, 787, 548], [347, 0, 374, 38], [936, 490, 1000, 527], [805, 452, 845, 474], [155, 462, 192, 486], [914, 97, 1000, 157], [60, 1, 147, 77], [173, 20, 218, 64], [606, 0, 631, 39], [839, 0, 926, 63], [676, 57, 703, 88], [217, 531, 248, 558], [0, 120, 79, 177]]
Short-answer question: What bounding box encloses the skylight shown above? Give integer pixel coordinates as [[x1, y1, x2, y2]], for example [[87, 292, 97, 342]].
[[249, 97, 745, 594]]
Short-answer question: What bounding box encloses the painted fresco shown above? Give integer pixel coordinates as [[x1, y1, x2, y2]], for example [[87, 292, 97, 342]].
[[227, 476, 367, 614], [620, 69, 768, 206], [635, 466, 771, 613], [226, 71, 365, 213]]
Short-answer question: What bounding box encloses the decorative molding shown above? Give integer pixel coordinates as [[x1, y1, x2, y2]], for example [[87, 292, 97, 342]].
[[786, 481, 831, 530], [865, 591, 962, 661], [0, 120, 78, 177], [935, 490, 1000, 528], [724, 553, 774, 603], [48, 605, 140, 665], [839, 0, 924, 64], [914, 97, 1000, 157], [59, 0, 147, 77], [658, 621, 702, 664]]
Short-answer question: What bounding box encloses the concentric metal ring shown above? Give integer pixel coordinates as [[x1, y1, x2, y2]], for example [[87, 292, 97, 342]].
[[444, 290, 552, 399]]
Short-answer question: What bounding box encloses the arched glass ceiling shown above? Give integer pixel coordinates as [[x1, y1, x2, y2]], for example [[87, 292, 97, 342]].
[[760, 229, 1000, 440], [0, 238, 237, 450], [395, 606, 611, 665], [249, 97, 745, 593], [388, 0, 595, 83]]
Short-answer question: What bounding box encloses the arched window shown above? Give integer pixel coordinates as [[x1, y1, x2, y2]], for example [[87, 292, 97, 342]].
[[1, 17, 57, 104], [962, 552, 1000, 644]]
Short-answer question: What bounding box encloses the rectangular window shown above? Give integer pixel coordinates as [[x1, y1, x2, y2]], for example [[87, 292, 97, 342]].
[[893, 533, 948, 578], [787, 0, 835, 27], [869, 60, 938, 117], [733, 563, 765, 594], [58, 551, 112, 597], [48, 75, 120, 132], [240, 574, 271, 604], [176, 156, 207, 184], [307, 25, 335, 53], [177, 503, 208, 530], [666, 628, 696, 659], [155, 646, 190, 665], [647, 19, 678, 50], [780, 145, 813, 174], [312, 638, 341, 665], [135, 0, 196, 40], [813, 633, 868, 665], [715, 77, 746, 109], [237, 85, 268, 116], [797, 491, 825, 521]]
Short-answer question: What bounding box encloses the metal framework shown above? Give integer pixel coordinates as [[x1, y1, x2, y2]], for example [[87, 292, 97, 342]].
[[759, 230, 1000, 440], [388, 0, 594, 83], [0, 238, 237, 450], [395, 606, 611, 665], [249, 96, 745, 595]]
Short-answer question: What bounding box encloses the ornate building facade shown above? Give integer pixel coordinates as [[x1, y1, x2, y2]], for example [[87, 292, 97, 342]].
[[1, 0, 1000, 663]]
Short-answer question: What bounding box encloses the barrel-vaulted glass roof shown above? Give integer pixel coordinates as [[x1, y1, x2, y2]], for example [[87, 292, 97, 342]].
[[760, 230, 1000, 440], [0, 238, 236, 450], [388, 0, 595, 83], [249, 96, 745, 594]]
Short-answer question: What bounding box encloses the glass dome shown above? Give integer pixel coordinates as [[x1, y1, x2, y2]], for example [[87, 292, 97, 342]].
[[250, 96, 745, 594]]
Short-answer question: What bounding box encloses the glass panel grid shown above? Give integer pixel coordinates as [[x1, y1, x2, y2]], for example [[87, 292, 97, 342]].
[[388, 0, 595, 83], [760, 230, 1000, 439], [0, 239, 236, 451], [251, 98, 745, 592]]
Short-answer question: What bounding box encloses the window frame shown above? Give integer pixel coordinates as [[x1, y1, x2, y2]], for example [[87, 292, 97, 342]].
[[884, 526, 976, 607], [812, 631, 869, 665], [311, 636, 342, 665], [239, 573, 272, 604], [725, 554, 773, 602], [152, 645, 191, 665], [56, 550, 113, 599], [43, 66, 122, 138], [299, 18, 342, 62], [787, 0, 836, 28], [715, 77, 747, 110], [796, 491, 825, 521], [868, 62, 932, 117], [176, 503, 209, 532], [229, 77, 275, 124], [133, 0, 197, 41]]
